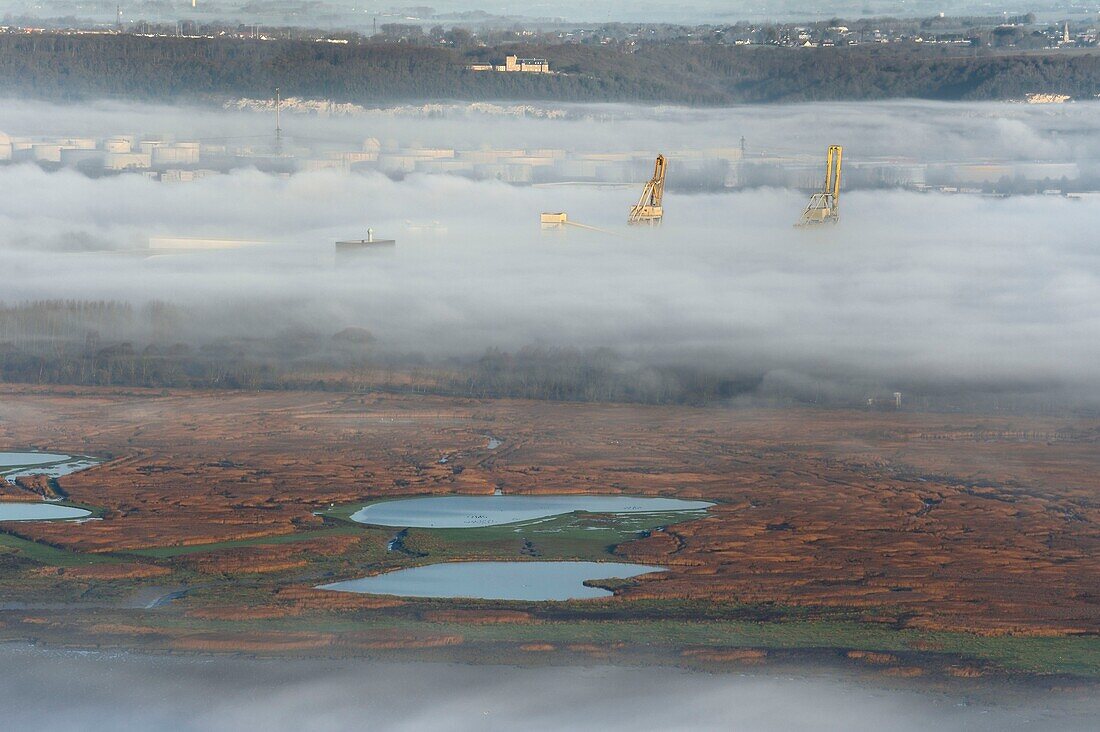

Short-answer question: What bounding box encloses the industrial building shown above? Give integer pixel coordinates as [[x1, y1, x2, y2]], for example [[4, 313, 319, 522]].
[[0, 125, 1092, 197], [336, 229, 396, 256], [466, 55, 552, 73]]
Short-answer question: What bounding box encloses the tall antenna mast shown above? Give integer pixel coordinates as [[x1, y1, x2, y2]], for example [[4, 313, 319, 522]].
[[116, 4, 122, 32], [275, 87, 283, 154]]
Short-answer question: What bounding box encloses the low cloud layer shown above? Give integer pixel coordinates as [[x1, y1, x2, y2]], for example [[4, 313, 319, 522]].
[[1, 99, 1099, 404], [1, 646, 1095, 732], [6, 98, 1100, 163]]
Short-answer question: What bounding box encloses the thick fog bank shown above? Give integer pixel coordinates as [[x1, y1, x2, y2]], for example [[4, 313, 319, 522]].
[[1, 98, 1098, 405], [1, 163, 1098, 398], [6, 97, 1100, 163], [1, 646, 1095, 731]]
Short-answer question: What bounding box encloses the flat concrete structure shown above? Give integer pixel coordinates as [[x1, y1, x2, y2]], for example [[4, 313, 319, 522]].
[[336, 238, 396, 253]]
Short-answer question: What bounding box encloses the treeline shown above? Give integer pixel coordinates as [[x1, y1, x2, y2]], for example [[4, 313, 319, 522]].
[[0, 336, 763, 405], [0, 301, 761, 404], [0, 34, 1098, 104], [428, 347, 763, 405], [0, 301, 1084, 412]]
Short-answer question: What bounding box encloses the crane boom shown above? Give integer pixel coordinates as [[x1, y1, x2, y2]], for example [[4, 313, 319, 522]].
[[628, 154, 666, 225], [797, 145, 843, 226]]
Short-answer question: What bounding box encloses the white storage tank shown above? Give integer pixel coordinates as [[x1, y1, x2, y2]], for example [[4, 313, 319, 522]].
[[377, 155, 418, 173], [57, 137, 97, 150], [335, 151, 378, 164], [151, 144, 200, 166], [32, 144, 64, 162], [104, 137, 134, 153], [138, 140, 168, 155], [104, 152, 152, 170], [300, 158, 348, 172], [405, 147, 455, 159], [60, 148, 105, 166]]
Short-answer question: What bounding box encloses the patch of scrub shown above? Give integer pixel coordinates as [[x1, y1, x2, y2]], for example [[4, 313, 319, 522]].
[[318, 561, 665, 601], [350, 495, 713, 528], [0, 503, 92, 521]]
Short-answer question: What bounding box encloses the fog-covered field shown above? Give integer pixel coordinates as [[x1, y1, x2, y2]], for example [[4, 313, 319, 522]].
[[1, 645, 1096, 732]]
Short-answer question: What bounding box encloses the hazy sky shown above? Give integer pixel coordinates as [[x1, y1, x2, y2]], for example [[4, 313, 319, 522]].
[[0, 0, 1083, 26]]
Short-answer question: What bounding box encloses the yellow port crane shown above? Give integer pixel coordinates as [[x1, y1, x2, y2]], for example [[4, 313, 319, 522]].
[[797, 145, 843, 226], [628, 154, 666, 225]]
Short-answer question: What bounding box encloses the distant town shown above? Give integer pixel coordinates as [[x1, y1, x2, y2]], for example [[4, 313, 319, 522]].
[[2, 8, 1098, 107], [1, 11, 1098, 50]]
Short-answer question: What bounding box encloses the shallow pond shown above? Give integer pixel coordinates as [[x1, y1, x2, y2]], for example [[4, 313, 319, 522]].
[[350, 495, 713, 528], [0, 503, 91, 521], [0, 451, 99, 521], [318, 561, 666, 600], [0, 452, 99, 484], [0, 452, 71, 467]]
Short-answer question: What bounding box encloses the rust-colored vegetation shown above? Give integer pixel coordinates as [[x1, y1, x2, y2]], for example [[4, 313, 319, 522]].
[[0, 385, 1096, 638], [34, 563, 171, 580]]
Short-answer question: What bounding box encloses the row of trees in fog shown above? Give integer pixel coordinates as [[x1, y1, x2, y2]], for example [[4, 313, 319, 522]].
[[1, 302, 1086, 412], [0, 301, 761, 403], [0, 35, 1096, 104], [0, 339, 762, 404]]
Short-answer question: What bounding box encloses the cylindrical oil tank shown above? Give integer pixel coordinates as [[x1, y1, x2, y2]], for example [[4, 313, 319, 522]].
[[32, 144, 63, 162], [104, 137, 133, 153], [60, 148, 105, 166], [151, 144, 201, 166], [58, 137, 97, 150]]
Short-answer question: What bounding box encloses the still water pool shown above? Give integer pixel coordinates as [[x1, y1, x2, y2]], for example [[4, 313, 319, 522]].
[[1, 452, 99, 484], [318, 561, 666, 600], [0, 503, 91, 521], [0, 451, 99, 521], [350, 495, 713, 528]]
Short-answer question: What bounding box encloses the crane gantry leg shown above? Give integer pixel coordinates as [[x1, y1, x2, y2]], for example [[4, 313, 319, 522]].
[[628, 154, 667, 225], [797, 145, 843, 226]]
